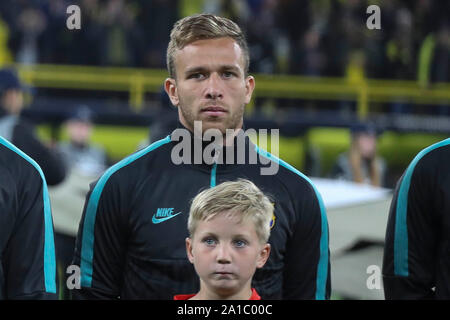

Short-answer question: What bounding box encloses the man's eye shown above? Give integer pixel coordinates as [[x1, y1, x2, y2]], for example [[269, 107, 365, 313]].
[[188, 73, 205, 79], [222, 71, 235, 78]]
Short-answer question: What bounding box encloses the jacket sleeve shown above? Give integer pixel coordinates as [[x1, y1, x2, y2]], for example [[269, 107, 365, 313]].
[[1, 159, 57, 299], [71, 173, 128, 300], [382, 157, 437, 299], [283, 181, 331, 299], [13, 122, 66, 186]]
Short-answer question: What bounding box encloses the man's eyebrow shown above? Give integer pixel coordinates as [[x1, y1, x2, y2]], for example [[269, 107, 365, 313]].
[[184, 65, 241, 74], [220, 65, 240, 72], [184, 66, 208, 74]]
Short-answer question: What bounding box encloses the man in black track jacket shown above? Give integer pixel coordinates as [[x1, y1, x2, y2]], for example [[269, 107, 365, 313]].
[[72, 13, 330, 300], [383, 138, 450, 299], [0, 136, 57, 299]]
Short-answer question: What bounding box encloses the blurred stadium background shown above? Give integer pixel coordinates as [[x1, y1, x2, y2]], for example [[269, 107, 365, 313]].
[[0, 0, 448, 299]]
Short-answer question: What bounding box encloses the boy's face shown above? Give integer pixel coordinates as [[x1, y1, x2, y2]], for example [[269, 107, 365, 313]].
[[186, 211, 270, 299]]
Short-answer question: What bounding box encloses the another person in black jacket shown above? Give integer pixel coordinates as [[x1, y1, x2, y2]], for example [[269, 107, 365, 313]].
[[0, 135, 57, 299], [0, 68, 66, 186], [73, 14, 330, 300], [383, 138, 450, 299]]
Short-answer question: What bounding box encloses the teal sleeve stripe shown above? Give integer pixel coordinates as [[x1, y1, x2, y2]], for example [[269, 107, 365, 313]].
[[0, 137, 56, 293], [80, 136, 172, 287], [394, 138, 450, 277], [255, 145, 329, 300], [210, 163, 217, 187]]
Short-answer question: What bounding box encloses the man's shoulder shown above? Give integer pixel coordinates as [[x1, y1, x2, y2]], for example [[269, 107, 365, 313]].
[[410, 139, 450, 179], [253, 144, 319, 196], [94, 136, 173, 185], [0, 137, 42, 184]]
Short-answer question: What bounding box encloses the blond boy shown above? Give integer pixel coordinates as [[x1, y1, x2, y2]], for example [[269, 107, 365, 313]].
[[174, 179, 273, 300]]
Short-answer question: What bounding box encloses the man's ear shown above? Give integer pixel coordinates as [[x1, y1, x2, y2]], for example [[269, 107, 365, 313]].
[[256, 243, 271, 269], [244, 75, 255, 105], [164, 78, 179, 107], [186, 237, 194, 264]]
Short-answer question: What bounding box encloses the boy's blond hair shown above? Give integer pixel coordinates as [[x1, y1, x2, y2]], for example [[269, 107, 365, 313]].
[[188, 179, 273, 244], [167, 13, 250, 79]]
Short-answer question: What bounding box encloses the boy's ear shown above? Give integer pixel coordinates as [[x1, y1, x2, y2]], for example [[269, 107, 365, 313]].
[[186, 237, 194, 264], [256, 243, 271, 269]]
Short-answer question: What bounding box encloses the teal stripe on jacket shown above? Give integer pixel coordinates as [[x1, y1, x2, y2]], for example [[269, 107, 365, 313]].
[[255, 145, 329, 300], [80, 136, 172, 287], [394, 138, 450, 276], [210, 162, 217, 187], [0, 136, 56, 293]]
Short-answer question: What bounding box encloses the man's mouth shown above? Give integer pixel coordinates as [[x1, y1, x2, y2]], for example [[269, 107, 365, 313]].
[[201, 106, 227, 116]]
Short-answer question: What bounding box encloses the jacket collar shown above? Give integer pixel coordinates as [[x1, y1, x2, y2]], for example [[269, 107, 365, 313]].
[[169, 122, 257, 172]]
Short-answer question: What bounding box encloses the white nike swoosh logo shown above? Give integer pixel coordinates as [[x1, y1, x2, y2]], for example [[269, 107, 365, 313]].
[[152, 212, 182, 224]]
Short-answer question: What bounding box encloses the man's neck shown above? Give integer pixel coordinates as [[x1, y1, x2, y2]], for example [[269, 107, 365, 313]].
[[181, 121, 244, 147]]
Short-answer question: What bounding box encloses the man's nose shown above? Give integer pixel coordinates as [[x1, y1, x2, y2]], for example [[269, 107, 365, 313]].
[[216, 244, 232, 264], [205, 73, 223, 100]]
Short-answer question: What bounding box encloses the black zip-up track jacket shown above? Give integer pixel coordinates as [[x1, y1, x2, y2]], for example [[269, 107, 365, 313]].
[[73, 129, 330, 299], [383, 138, 450, 299], [0, 136, 57, 299]]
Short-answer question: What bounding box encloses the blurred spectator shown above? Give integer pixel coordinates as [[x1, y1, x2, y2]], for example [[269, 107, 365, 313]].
[[0, 0, 445, 82], [40, 0, 81, 64], [425, 21, 450, 85], [416, 18, 450, 115], [58, 105, 107, 176], [97, 0, 144, 67], [0, 67, 66, 185], [0, 18, 13, 66], [137, 0, 178, 68], [242, 0, 278, 74], [52, 104, 107, 299], [385, 7, 415, 80], [287, 23, 326, 77], [331, 122, 387, 188], [16, 6, 46, 65]]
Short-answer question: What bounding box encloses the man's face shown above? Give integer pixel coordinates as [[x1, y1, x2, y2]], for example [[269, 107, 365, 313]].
[[165, 37, 255, 135], [356, 133, 377, 159], [186, 212, 270, 299], [1, 89, 24, 115], [66, 120, 92, 145]]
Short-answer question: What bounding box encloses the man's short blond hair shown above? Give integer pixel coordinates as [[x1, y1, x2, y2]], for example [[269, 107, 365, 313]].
[[188, 179, 273, 244], [167, 13, 250, 79]]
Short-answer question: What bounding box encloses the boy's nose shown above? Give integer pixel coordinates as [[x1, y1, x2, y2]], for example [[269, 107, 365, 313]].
[[216, 244, 232, 264]]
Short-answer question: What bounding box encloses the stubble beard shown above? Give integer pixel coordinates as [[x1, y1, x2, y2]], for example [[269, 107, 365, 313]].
[[178, 102, 245, 137]]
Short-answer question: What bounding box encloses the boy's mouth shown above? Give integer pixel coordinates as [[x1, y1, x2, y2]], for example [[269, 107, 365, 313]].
[[212, 271, 235, 279]]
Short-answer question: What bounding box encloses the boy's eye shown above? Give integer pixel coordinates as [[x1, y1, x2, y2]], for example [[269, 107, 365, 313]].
[[203, 238, 217, 246], [233, 239, 247, 248]]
